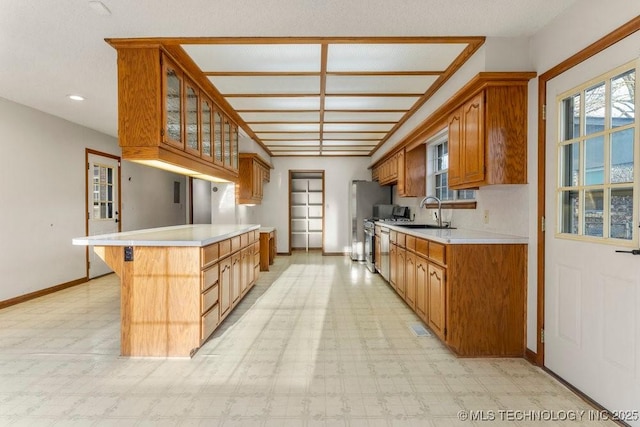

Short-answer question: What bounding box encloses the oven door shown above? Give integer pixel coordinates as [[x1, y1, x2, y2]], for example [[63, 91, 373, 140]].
[[364, 228, 375, 272]]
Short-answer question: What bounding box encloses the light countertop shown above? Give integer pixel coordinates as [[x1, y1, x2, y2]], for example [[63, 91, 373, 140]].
[[72, 224, 260, 247], [377, 222, 528, 245], [259, 227, 275, 233]]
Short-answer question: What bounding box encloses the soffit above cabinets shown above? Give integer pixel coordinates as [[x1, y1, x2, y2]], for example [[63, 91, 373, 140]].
[[174, 37, 485, 157]]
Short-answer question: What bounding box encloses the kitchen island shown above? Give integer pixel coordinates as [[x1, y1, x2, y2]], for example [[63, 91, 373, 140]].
[[376, 222, 528, 357], [73, 224, 260, 357]]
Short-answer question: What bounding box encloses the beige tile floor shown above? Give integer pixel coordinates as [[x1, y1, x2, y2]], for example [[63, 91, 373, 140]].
[[0, 252, 614, 426]]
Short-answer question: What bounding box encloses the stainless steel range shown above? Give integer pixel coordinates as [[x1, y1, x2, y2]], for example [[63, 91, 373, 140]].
[[363, 219, 376, 272]]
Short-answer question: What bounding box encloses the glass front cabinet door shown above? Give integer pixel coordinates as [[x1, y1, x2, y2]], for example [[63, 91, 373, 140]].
[[162, 58, 183, 148], [214, 109, 223, 165], [200, 97, 213, 161], [232, 125, 239, 171], [184, 78, 200, 156]]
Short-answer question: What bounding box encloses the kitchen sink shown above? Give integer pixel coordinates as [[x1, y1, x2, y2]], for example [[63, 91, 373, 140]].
[[397, 224, 456, 229]]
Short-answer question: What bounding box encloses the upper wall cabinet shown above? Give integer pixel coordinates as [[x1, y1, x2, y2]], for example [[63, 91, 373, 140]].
[[371, 72, 535, 194], [372, 148, 425, 197], [448, 84, 529, 189], [113, 46, 239, 182], [238, 153, 272, 205]]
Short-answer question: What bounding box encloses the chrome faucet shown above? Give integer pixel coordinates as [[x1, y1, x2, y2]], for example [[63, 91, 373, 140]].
[[419, 195, 442, 228]]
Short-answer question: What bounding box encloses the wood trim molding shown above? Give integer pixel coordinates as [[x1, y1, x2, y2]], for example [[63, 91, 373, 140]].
[[536, 15, 640, 368], [525, 348, 538, 365], [422, 201, 477, 210], [0, 277, 88, 310]]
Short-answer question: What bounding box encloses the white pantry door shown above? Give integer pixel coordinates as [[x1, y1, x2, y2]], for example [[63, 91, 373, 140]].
[[544, 49, 640, 419], [87, 152, 120, 278]]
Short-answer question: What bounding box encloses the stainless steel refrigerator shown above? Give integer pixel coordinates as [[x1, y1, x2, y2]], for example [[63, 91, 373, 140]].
[[350, 180, 391, 261]]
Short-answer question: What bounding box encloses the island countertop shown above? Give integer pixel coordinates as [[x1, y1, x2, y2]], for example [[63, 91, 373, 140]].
[[377, 222, 528, 245], [72, 224, 260, 247]]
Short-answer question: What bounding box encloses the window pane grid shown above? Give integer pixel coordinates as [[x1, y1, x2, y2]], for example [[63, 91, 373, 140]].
[[430, 140, 474, 202], [557, 64, 636, 243]]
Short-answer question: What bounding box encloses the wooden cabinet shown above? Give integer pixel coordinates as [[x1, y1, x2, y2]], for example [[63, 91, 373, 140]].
[[112, 45, 239, 182], [372, 148, 425, 197], [231, 252, 241, 305], [405, 251, 416, 309], [93, 227, 260, 357], [414, 254, 428, 321], [162, 57, 184, 149], [383, 225, 526, 357], [218, 256, 232, 320], [447, 85, 528, 189], [427, 263, 446, 340], [238, 153, 272, 205]]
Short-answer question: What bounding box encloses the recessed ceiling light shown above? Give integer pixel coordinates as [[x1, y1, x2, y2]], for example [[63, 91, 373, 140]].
[[68, 95, 85, 101], [88, 1, 111, 16]]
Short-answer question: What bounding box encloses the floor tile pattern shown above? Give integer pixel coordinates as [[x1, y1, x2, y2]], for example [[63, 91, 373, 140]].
[[0, 252, 613, 426]]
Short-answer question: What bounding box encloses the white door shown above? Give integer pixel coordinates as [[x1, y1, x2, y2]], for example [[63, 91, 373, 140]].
[[87, 152, 120, 278], [545, 46, 640, 419]]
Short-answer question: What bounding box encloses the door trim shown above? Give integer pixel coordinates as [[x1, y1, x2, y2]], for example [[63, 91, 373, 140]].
[[85, 149, 122, 278], [535, 15, 640, 367], [288, 170, 325, 254]]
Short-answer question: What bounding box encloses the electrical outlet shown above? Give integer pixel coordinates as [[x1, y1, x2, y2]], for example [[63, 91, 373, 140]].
[[483, 210, 490, 224], [432, 211, 438, 221]]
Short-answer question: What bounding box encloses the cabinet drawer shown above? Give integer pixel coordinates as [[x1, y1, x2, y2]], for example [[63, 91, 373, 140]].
[[390, 230, 397, 243], [241, 232, 249, 248], [415, 238, 428, 258], [253, 230, 259, 242], [201, 304, 220, 341], [429, 242, 446, 265], [219, 239, 231, 259], [201, 264, 219, 292], [231, 236, 241, 252], [202, 243, 219, 267], [201, 283, 219, 314], [406, 235, 416, 251], [397, 233, 406, 248]]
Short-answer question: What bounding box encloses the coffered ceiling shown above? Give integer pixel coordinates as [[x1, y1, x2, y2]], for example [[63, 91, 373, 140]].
[[178, 38, 483, 156], [0, 0, 581, 157]]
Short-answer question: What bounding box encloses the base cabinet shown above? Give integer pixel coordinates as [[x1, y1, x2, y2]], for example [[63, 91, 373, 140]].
[[385, 227, 526, 357], [427, 263, 446, 340], [96, 229, 260, 357]]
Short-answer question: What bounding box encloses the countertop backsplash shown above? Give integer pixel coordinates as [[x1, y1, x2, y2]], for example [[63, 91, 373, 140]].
[[393, 184, 529, 238]]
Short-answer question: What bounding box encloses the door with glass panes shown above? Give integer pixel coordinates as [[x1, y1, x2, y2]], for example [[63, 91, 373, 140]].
[[87, 151, 120, 278], [545, 52, 639, 415]]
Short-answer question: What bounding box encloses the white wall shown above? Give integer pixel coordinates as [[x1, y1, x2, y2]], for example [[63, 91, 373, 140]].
[[0, 97, 186, 302], [259, 156, 371, 253]]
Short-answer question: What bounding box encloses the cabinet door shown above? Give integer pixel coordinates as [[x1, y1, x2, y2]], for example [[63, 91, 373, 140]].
[[428, 263, 446, 340], [396, 151, 405, 196], [184, 78, 200, 156], [462, 92, 485, 184], [415, 256, 428, 322], [405, 251, 416, 308], [223, 118, 232, 168], [200, 97, 213, 161], [231, 252, 241, 304], [232, 125, 239, 171], [162, 58, 183, 148], [240, 248, 249, 294], [447, 108, 463, 188], [396, 247, 406, 297], [213, 109, 224, 165], [219, 257, 231, 318]]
